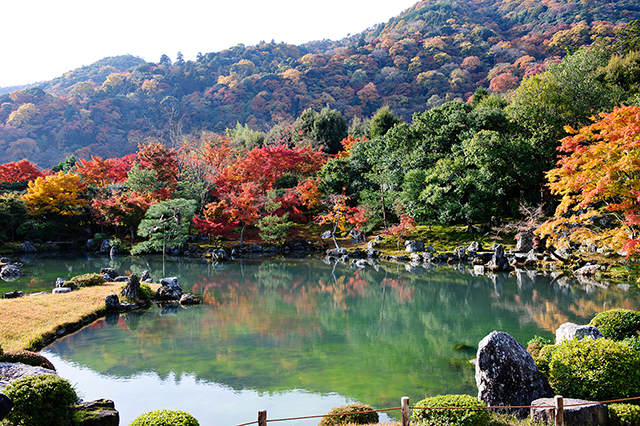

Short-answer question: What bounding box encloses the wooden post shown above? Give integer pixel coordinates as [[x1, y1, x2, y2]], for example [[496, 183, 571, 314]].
[[401, 396, 410, 426], [555, 395, 564, 426], [258, 410, 267, 426]]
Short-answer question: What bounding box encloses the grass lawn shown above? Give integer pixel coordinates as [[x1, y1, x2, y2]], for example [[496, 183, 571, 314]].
[[0, 282, 122, 352]]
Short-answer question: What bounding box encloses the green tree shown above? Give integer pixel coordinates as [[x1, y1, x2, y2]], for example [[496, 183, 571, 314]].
[[369, 105, 402, 139], [132, 199, 197, 260], [297, 107, 348, 154], [0, 193, 29, 241]]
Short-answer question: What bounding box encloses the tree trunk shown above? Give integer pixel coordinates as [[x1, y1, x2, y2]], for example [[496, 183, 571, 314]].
[[240, 222, 246, 244], [378, 168, 388, 229]]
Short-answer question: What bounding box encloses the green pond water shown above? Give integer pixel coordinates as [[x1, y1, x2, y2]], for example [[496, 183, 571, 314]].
[[5, 253, 640, 425]]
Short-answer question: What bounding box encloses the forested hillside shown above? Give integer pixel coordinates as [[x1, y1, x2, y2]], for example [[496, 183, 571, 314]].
[[1, 0, 639, 168]]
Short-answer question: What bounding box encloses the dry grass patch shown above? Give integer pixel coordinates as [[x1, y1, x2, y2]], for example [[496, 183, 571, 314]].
[[0, 282, 122, 352]]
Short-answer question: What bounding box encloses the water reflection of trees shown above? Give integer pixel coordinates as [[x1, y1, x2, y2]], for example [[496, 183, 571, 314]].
[[44, 258, 640, 408]]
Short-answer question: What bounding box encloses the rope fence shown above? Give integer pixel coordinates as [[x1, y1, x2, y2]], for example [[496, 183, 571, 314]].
[[237, 395, 640, 426]]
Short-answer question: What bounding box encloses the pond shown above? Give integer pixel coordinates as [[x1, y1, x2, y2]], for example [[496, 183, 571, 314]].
[[6, 253, 640, 425]]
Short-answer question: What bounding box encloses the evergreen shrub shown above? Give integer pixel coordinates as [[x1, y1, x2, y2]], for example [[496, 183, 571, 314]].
[[589, 309, 640, 340], [3, 374, 78, 426], [411, 395, 490, 426], [609, 403, 640, 426], [129, 409, 199, 426], [318, 403, 379, 426], [67, 273, 105, 288], [547, 338, 640, 400]]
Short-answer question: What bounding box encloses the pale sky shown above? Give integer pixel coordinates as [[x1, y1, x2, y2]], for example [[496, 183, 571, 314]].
[[1, 0, 419, 88]]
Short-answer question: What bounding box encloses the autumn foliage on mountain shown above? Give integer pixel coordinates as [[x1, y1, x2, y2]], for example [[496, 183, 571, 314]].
[[2, 0, 639, 168]]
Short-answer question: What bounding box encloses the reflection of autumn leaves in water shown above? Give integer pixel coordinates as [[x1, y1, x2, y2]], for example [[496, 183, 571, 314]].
[[381, 277, 415, 304]]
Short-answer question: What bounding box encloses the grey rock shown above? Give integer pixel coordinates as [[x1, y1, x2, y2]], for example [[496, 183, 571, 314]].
[[366, 249, 379, 258], [367, 240, 377, 250], [0, 257, 10, 263], [121, 274, 141, 300], [100, 268, 118, 279], [208, 248, 228, 261], [55, 278, 66, 288], [156, 277, 183, 301], [320, 230, 333, 239], [0, 264, 22, 278], [105, 294, 120, 312], [350, 229, 365, 244], [374, 235, 383, 243], [487, 244, 510, 272], [410, 253, 422, 263], [405, 240, 425, 253], [109, 245, 120, 257], [99, 239, 111, 253], [422, 252, 434, 263], [467, 241, 483, 253], [531, 398, 607, 426], [245, 244, 263, 252], [574, 264, 601, 277], [327, 248, 348, 257], [476, 331, 552, 418], [52, 287, 72, 294], [515, 231, 534, 253], [140, 270, 151, 282], [0, 362, 56, 391], [18, 242, 36, 253], [112, 276, 128, 282], [426, 246, 437, 253], [555, 322, 603, 344], [2, 290, 23, 299], [179, 293, 201, 305]]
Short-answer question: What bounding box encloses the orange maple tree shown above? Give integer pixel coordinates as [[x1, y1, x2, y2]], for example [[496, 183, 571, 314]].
[[538, 105, 640, 256]]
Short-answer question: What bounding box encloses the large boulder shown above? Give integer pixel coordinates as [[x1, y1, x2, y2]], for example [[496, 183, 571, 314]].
[[515, 231, 534, 253], [100, 268, 118, 280], [555, 322, 603, 344], [18, 242, 36, 253], [120, 274, 140, 300], [0, 362, 56, 391], [531, 398, 607, 426], [487, 244, 510, 272], [475, 331, 552, 418], [104, 294, 120, 312], [0, 264, 22, 278], [156, 277, 183, 301], [405, 240, 425, 253], [350, 229, 365, 244]]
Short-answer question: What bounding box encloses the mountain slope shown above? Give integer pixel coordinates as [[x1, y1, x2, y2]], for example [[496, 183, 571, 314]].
[[1, 0, 639, 168]]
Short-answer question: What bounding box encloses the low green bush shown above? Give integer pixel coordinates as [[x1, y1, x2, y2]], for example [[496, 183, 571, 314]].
[[589, 309, 640, 340], [138, 283, 153, 301], [3, 374, 78, 426], [609, 403, 640, 426], [129, 409, 199, 426], [0, 350, 55, 370], [318, 403, 379, 426], [411, 395, 490, 426], [68, 273, 105, 288], [526, 335, 552, 358], [547, 338, 640, 400]]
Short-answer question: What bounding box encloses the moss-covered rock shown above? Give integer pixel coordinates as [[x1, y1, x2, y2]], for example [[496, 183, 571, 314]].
[[0, 350, 55, 371]]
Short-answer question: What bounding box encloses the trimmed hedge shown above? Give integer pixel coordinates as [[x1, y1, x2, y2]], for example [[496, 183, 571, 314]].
[[609, 403, 640, 426], [3, 374, 78, 426], [68, 273, 105, 288], [318, 403, 379, 426], [546, 338, 640, 400], [0, 350, 55, 370], [589, 309, 640, 341], [129, 409, 199, 426], [411, 395, 490, 426]]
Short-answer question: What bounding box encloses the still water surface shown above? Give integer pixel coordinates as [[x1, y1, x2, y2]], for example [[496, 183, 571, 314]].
[[5, 253, 640, 425]]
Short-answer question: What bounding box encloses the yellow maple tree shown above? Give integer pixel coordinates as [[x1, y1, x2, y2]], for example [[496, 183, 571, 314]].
[[23, 171, 88, 217]]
